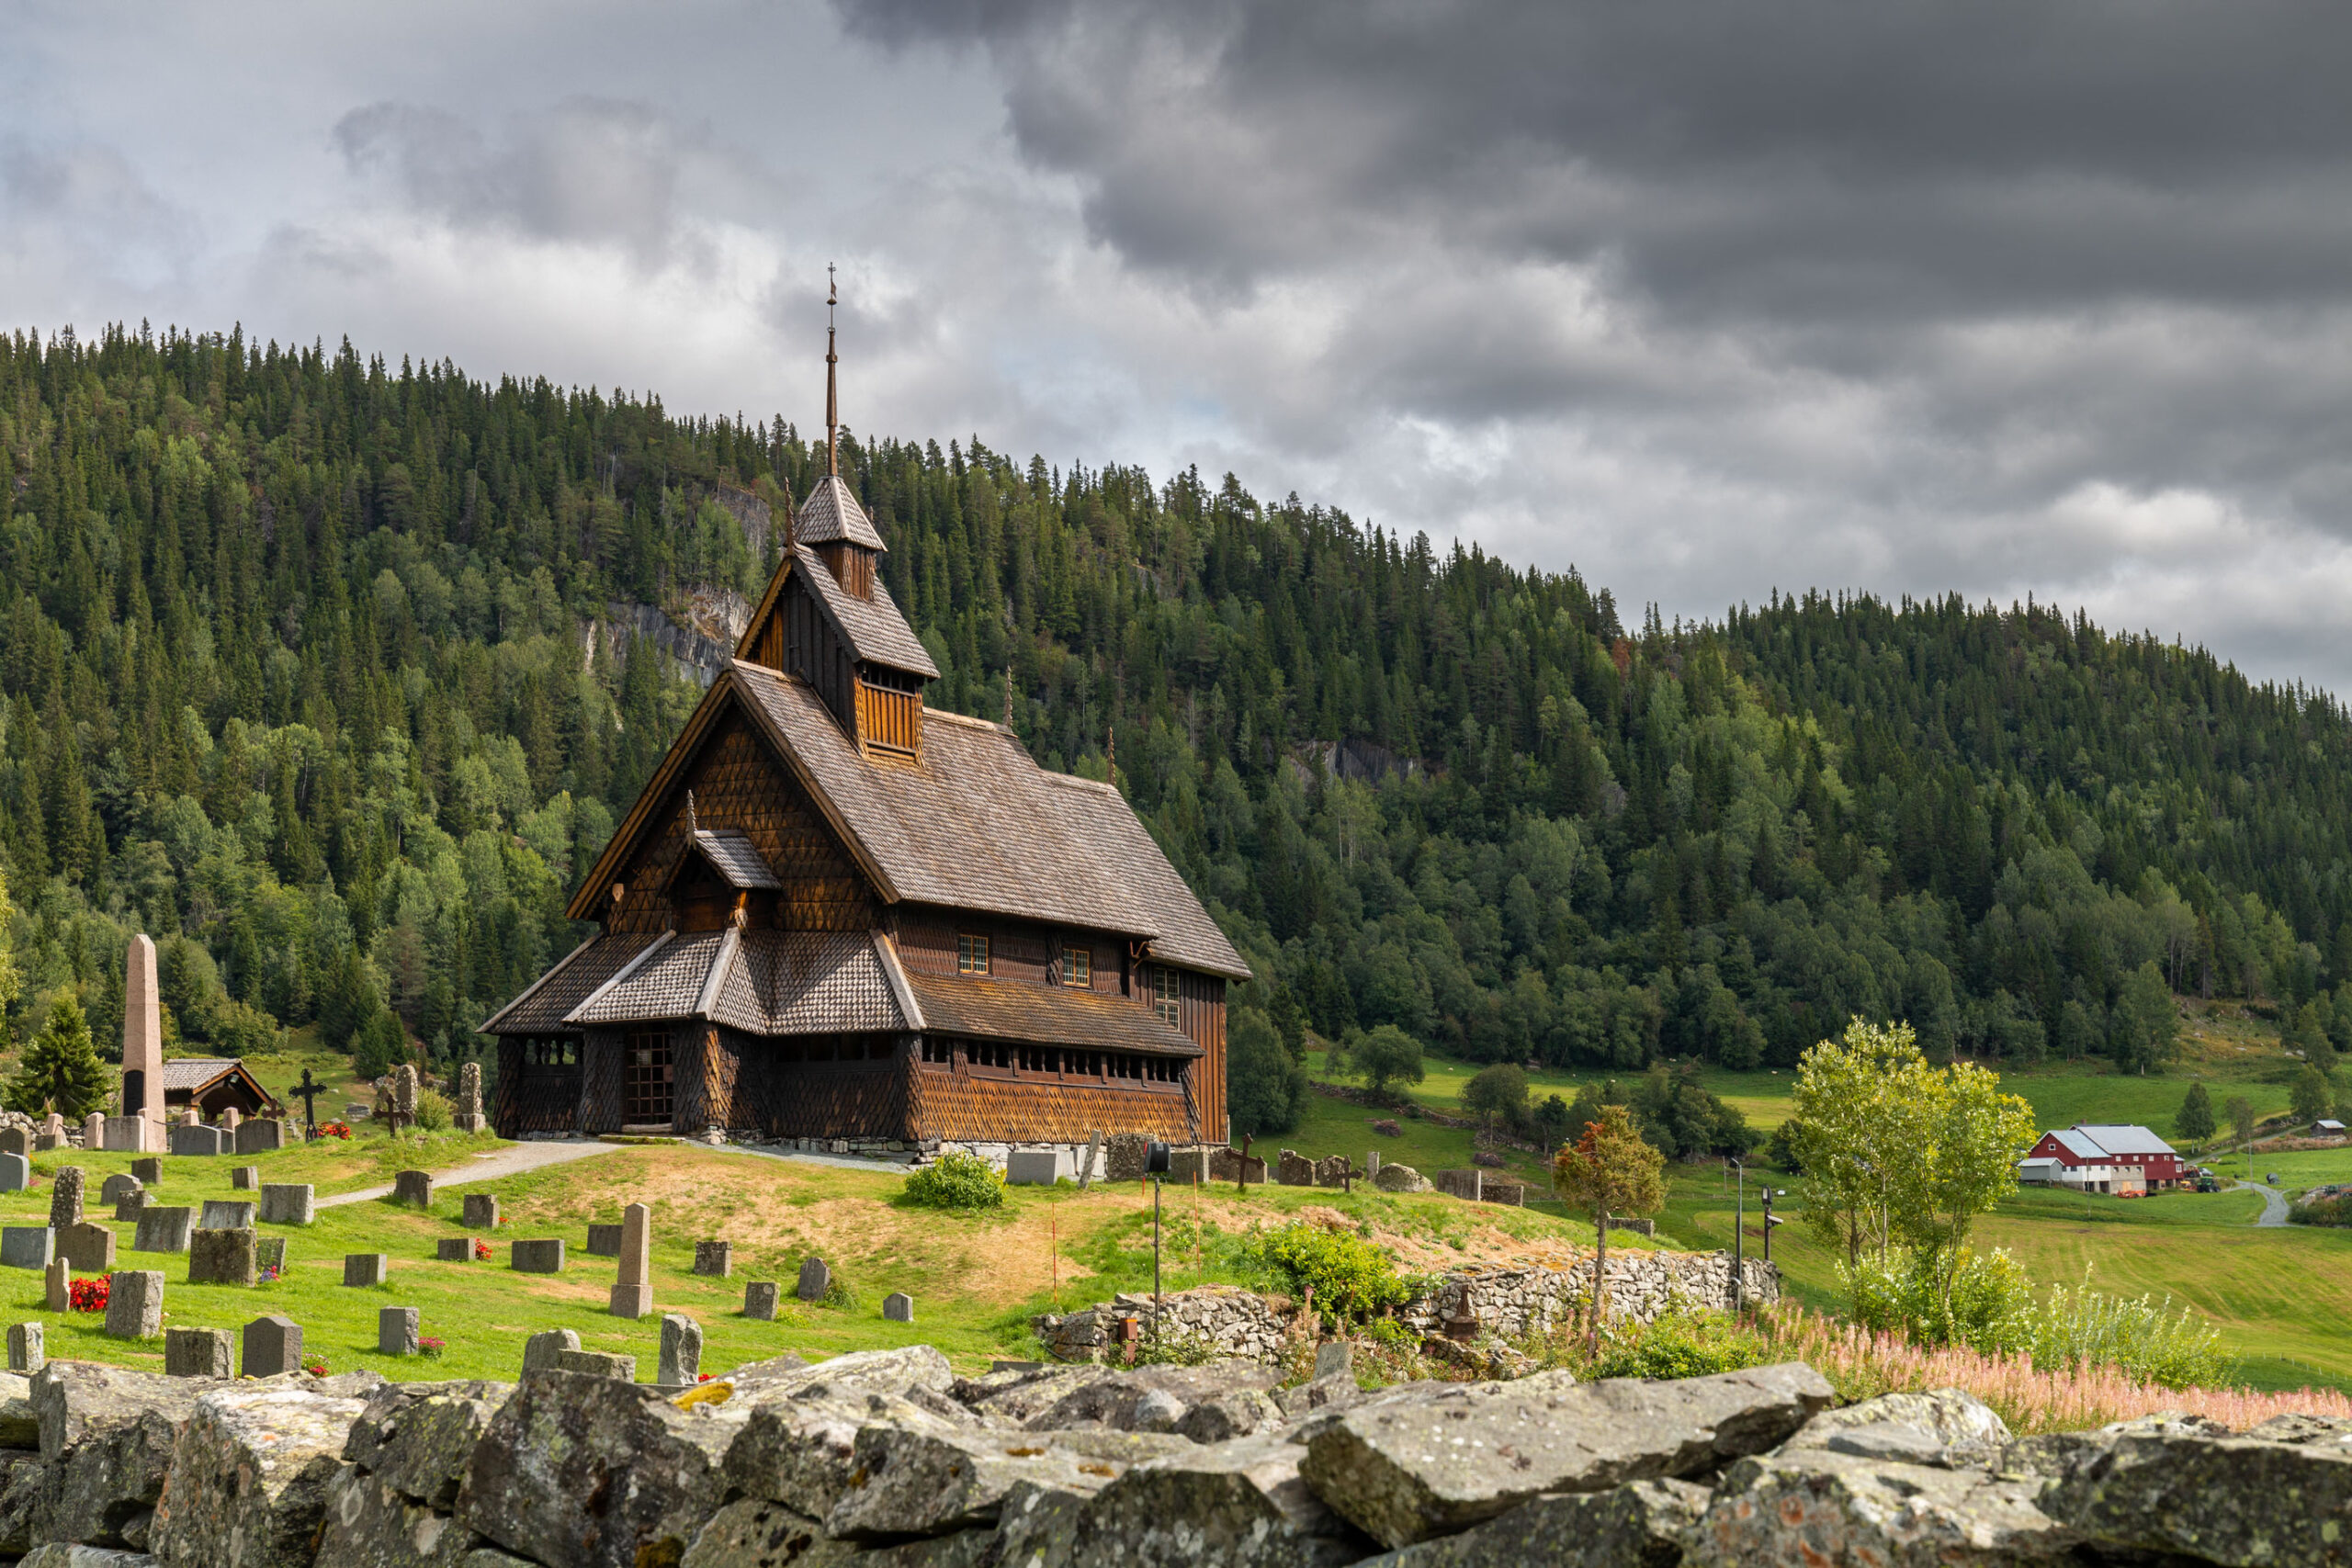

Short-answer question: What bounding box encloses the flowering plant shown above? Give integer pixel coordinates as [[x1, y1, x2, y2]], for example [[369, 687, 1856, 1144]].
[[67, 1276, 108, 1314], [696, 1372, 713, 1382], [302, 1359, 328, 1377], [472, 1239, 492, 1261], [259, 1265, 281, 1284], [317, 1122, 353, 1141], [418, 1337, 447, 1357]]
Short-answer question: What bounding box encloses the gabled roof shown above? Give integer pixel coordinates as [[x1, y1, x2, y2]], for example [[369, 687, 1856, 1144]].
[[795, 474, 887, 550], [538, 927, 910, 1035], [481, 932, 668, 1033], [2047, 1128, 2112, 1163], [789, 540, 939, 678], [905, 971, 1203, 1057], [1038, 773, 1252, 980], [2072, 1123, 2177, 1157], [686, 829, 783, 891]]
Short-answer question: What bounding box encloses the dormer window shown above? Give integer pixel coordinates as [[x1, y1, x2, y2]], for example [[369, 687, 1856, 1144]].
[[957, 934, 990, 975]]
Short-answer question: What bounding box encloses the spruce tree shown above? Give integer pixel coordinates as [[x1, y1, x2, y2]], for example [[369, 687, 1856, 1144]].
[[5, 994, 111, 1120], [2176, 1080, 2216, 1147]]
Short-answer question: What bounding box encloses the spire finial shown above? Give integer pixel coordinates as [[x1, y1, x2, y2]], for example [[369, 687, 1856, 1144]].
[[1003, 667, 1013, 729], [824, 264, 839, 479], [1107, 721, 1115, 787], [687, 790, 698, 837]]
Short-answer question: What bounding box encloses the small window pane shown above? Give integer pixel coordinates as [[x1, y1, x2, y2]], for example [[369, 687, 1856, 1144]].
[[958, 934, 990, 975], [1064, 946, 1091, 987]]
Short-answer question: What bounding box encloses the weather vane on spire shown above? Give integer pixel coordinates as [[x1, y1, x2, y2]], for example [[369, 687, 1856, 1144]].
[[825, 264, 840, 479]]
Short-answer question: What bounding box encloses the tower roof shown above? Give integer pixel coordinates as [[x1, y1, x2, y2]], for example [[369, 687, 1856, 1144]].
[[795, 473, 888, 551]]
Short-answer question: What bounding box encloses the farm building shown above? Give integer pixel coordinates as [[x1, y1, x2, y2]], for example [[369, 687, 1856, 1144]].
[[481, 325, 1248, 1165], [162, 1057, 277, 1121], [2018, 1123, 2189, 1193]]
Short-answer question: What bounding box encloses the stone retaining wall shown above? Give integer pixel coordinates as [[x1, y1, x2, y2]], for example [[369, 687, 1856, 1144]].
[[1401, 1252, 1781, 1338]]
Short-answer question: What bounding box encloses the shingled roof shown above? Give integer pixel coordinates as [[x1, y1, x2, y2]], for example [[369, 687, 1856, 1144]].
[[1037, 773, 1252, 980], [790, 540, 939, 677], [481, 932, 669, 1033], [689, 829, 783, 890], [710, 931, 910, 1035], [794, 474, 887, 550], [732, 663, 1162, 940], [904, 970, 1204, 1056]]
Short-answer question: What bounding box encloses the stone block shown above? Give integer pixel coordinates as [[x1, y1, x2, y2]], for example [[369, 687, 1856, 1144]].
[[511, 1238, 565, 1273], [48, 1166, 85, 1229], [188, 1226, 256, 1286], [693, 1240, 730, 1277], [97, 1173, 141, 1206], [6, 1323, 41, 1375], [1379, 1477, 1714, 1568], [1374, 1161, 1433, 1193], [0, 1154, 26, 1192], [343, 1376, 514, 1510], [1207, 1147, 1268, 1183], [344, 1253, 390, 1287], [83, 1111, 104, 1148], [744, 1280, 780, 1320], [796, 1255, 831, 1301], [130, 1156, 161, 1185], [0, 1228, 52, 1269], [113, 1194, 149, 1223], [462, 1192, 500, 1228], [133, 1206, 194, 1253], [232, 1118, 286, 1154], [259, 1183, 315, 1224], [105, 1270, 166, 1339], [168, 1123, 224, 1156], [1103, 1132, 1152, 1181], [609, 1281, 654, 1320], [1007, 1149, 1060, 1185], [436, 1237, 476, 1262], [33, 1132, 62, 1151], [884, 1292, 915, 1323], [1301, 1362, 1836, 1548], [241, 1314, 302, 1377], [147, 1376, 370, 1568], [658, 1314, 701, 1385], [164, 1325, 232, 1379], [585, 1224, 623, 1257], [254, 1235, 287, 1276], [43, 1257, 67, 1312], [379, 1305, 420, 1356], [231, 1165, 259, 1190], [392, 1169, 434, 1207], [0, 1128, 26, 1158], [104, 1117, 149, 1155], [1276, 1149, 1317, 1185], [199, 1199, 257, 1231], [58, 1221, 116, 1272], [548, 1349, 636, 1379], [1313, 1154, 1351, 1188], [522, 1328, 579, 1376]]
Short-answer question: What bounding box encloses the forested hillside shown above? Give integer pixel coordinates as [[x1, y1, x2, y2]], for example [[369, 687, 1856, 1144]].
[[3, 322, 2350, 1134]]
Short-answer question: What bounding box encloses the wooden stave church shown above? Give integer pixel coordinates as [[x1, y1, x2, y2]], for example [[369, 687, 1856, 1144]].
[[481, 346, 1248, 1154]]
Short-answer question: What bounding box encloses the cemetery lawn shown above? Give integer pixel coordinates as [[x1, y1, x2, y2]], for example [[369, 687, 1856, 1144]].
[[0, 1134, 1631, 1382]]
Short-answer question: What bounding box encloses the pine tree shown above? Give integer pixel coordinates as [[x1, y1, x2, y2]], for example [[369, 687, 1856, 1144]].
[[5, 994, 111, 1120], [2175, 1081, 2216, 1148]]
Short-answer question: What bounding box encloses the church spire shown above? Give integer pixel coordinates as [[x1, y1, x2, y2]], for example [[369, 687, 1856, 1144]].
[[824, 264, 839, 479]]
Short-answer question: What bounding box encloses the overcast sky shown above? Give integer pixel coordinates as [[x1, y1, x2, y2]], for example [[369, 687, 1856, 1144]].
[[6, 0, 2352, 692]]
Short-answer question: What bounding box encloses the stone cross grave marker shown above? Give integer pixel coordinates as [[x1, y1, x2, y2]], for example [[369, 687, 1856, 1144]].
[[293, 1067, 324, 1137]]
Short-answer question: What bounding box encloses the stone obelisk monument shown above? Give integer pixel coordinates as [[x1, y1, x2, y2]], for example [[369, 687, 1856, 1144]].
[[122, 935, 164, 1148]]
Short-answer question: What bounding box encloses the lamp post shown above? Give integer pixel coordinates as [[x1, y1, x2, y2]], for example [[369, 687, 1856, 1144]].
[[1761, 1187, 1786, 1263], [1730, 1157, 1745, 1314]]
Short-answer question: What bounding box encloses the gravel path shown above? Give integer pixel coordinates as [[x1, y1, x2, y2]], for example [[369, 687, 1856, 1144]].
[[318, 1138, 628, 1207], [2238, 1179, 2290, 1226]]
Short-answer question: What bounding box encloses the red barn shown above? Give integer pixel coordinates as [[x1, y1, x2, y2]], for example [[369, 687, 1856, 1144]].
[[2018, 1123, 2188, 1193]]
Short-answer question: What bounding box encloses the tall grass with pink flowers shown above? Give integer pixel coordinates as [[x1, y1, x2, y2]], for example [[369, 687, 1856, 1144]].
[[1762, 1305, 2352, 1434]]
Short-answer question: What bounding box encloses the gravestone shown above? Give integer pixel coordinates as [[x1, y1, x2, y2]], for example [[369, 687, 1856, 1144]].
[[0, 1127, 28, 1158], [242, 1314, 302, 1377], [123, 935, 165, 1147], [260, 1184, 315, 1225], [58, 1222, 115, 1272], [585, 1224, 623, 1257], [1276, 1149, 1316, 1186], [344, 1254, 390, 1287], [233, 1120, 286, 1155], [199, 1200, 257, 1231], [114, 1192, 150, 1224], [82, 1113, 104, 1150], [609, 1202, 651, 1318], [1080, 1130, 1101, 1190], [133, 1207, 195, 1254], [43, 1258, 68, 1312], [552, 1350, 634, 1380], [435, 1238, 475, 1262], [169, 1124, 225, 1157], [883, 1292, 914, 1324], [48, 1167, 85, 1230], [1103, 1133, 1151, 1182], [165, 1326, 232, 1379], [511, 1239, 565, 1273], [693, 1241, 730, 1278], [461, 1193, 499, 1228], [0, 1228, 53, 1269], [1007, 1150, 1059, 1186], [392, 1170, 434, 1208], [254, 1236, 287, 1276], [521, 1328, 579, 1376], [104, 1118, 150, 1155], [379, 1306, 420, 1356], [6, 1322, 42, 1375], [1312, 1154, 1351, 1188], [455, 1061, 487, 1133], [221, 1106, 241, 1129], [178, 1107, 200, 1128], [743, 1281, 780, 1320], [795, 1256, 831, 1303], [0, 1154, 27, 1192], [189, 1228, 256, 1286], [34, 1131, 62, 1153], [659, 1314, 702, 1385], [42, 1113, 64, 1140], [98, 1173, 141, 1206], [231, 1166, 259, 1190], [106, 1270, 165, 1339], [131, 1157, 162, 1185]]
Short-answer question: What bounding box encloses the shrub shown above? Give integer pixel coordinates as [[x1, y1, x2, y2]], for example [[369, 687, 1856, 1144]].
[[904, 1151, 1005, 1212], [413, 1089, 453, 1133], [2291, 1190, 2352, 1226], [1584, 1310, 1775, 1382], [1249, 1219, 1413, 1326], [2031, 1269, 2226, 1391]]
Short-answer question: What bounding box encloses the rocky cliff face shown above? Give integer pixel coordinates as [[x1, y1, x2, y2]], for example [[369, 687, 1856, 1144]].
[[2, 1348, 2346, 1568]]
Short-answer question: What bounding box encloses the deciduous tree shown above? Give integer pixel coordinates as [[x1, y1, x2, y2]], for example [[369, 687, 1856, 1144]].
[[1552, 1103, 1666, 1352]]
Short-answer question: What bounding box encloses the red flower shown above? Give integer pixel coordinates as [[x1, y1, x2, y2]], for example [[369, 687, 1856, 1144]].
[[67, 1277, 109, 1314], [472, 1239, 492, 1261]]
